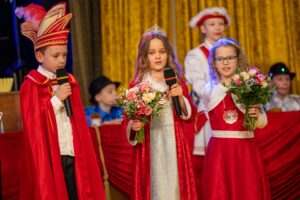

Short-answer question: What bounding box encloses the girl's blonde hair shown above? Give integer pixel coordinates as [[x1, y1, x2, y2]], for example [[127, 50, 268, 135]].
[[208, 38, 248, 82], [133, 34, 182, 84]]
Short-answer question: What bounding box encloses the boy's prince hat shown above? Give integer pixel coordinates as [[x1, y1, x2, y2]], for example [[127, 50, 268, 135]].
[[15, 2, 72, 51], [189, 7, 231, 28], [269, 62, 296, 80]]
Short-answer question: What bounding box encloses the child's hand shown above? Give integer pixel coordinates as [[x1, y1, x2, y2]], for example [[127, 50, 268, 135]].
[[132, 120, 145, 131], [167, 83, 189, 116], [168, 84, 183, 98], [248, 104, 260, 119], [55, 83, 72, 101]]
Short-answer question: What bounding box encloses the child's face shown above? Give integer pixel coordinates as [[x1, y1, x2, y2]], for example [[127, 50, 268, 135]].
[[35, 45, 68, 73], [272, 74, 291, 97], [214, 46, 238, 81], [201, 18, 226, 44], [148, 38, 168, 73], [95, 84, 118, 107]]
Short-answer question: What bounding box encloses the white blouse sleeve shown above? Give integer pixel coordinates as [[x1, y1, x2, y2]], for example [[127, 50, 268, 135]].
[[255, 106, 268, 129], [184, 49, 209, 97]]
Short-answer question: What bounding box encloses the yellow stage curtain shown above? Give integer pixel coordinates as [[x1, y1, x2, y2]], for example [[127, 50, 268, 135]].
[[100, 0, 300, 94], [100, 0, 172, 88]]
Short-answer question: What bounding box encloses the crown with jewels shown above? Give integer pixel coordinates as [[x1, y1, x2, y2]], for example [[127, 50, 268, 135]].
[[142, 24, 167, 37]]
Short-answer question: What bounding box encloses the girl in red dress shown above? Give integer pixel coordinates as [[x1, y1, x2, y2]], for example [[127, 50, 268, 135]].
[[201, 38, 271, 200]]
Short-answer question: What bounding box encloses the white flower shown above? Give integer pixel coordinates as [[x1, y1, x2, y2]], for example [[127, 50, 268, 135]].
[[262, 81, 268, 88], [142, 92, 155, 103], [240, 72, 250, 80]]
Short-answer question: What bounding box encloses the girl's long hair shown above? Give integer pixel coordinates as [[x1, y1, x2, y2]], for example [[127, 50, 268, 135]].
[[208, 38, 248, 83], [133, 34, 182, 84]]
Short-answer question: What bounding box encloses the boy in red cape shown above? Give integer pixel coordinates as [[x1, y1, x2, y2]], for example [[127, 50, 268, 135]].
[[16, 2, 105, 200]]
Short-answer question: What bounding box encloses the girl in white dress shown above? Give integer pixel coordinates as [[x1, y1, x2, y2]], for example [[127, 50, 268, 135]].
[[124, 25, 197, 200]]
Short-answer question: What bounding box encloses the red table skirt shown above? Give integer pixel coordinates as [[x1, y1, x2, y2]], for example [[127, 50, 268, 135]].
[[1, 112, 300, 199]]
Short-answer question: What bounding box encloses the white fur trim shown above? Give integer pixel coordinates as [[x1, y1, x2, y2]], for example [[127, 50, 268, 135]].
[[189, 7, 231, 28]]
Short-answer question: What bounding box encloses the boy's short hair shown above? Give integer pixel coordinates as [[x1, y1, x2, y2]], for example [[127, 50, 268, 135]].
[[36, 46, 48, 54], [189, 7, 231, 28], [88, 75, 120, 104], [269, 62, 296, 80]]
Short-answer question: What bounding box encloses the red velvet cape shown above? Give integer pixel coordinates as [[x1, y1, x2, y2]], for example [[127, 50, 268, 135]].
[[124, 78, 197, 200], [19, 70, 105, 200]]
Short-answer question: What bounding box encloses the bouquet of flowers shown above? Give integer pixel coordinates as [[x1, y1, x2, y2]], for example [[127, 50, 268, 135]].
[[117, 81, 164, 143], [225, 67, 276, 131]]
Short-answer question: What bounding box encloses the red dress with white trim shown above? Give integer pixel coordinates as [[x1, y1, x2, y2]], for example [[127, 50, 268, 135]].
[[201, 91, 271, 200]]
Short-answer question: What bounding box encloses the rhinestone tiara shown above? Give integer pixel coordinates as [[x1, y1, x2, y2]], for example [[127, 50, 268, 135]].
[[142, 24, 167, 37]]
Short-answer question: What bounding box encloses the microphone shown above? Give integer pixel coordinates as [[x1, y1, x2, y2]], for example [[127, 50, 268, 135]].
[[56, 68, 72, 117], [164, 67, 182, 116]]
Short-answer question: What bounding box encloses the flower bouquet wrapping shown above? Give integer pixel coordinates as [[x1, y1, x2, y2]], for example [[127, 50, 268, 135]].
[[225, 67, 276, 131], [117, 81, 164, 143]]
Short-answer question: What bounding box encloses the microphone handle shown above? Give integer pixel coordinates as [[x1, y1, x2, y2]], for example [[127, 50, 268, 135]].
[[173, 96, 182, 116], [64, 98, 72, 117]]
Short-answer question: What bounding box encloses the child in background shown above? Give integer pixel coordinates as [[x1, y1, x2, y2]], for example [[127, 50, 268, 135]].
[[185, 6, 231, 109], [85, 75, 123, 126], [16, 3, 105, 200], [201, 38, 271, 200], [265, 62, 300, 111], [124, 25, 197, 200]]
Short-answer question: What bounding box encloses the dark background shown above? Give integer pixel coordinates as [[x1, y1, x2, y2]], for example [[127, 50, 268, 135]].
[[0, 0, 71, 90]]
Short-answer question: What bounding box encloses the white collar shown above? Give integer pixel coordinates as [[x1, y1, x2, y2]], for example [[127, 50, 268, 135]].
[[37, 65, 56, 79], [144, 73, 168, 93], [273, 95, 289, 102], [204, 39, 214, 50], [203, 81, 246, 114]]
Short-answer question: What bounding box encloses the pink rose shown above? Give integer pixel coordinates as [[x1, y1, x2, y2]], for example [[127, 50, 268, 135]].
[[144, 107, 153, 116], [137, 100, 146, 108], [138, 82, 151, 92], [135, 102, 145, 116], [255, 74, 267, 84], [136, 109, 144, 117], [126, 91, 137, 101], [232, 74, 241, 84]]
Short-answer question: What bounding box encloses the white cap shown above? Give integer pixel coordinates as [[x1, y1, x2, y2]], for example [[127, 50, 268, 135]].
[[189, 7, 231, 28]]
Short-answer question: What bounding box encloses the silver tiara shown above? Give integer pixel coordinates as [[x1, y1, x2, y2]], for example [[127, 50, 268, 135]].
[[143, 24, 167, 37]]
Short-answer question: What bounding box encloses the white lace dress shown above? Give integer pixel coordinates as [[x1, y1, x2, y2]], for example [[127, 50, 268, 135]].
[[144, 75, 180, 200]]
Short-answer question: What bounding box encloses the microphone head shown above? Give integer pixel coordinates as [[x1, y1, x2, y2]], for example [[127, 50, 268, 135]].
[[164, 67, 177, 87], [56, 68, 69, 85]]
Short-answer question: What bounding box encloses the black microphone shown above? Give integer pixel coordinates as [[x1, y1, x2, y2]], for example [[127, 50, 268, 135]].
[[56, 68, 72, 117], [164, 67, 182, 116]]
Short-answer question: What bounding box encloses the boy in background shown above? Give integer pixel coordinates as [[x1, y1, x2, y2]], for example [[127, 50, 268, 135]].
[[85, 75, 122, 126], [185, 6, 231, 108], [265, 62, 300, 111]]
